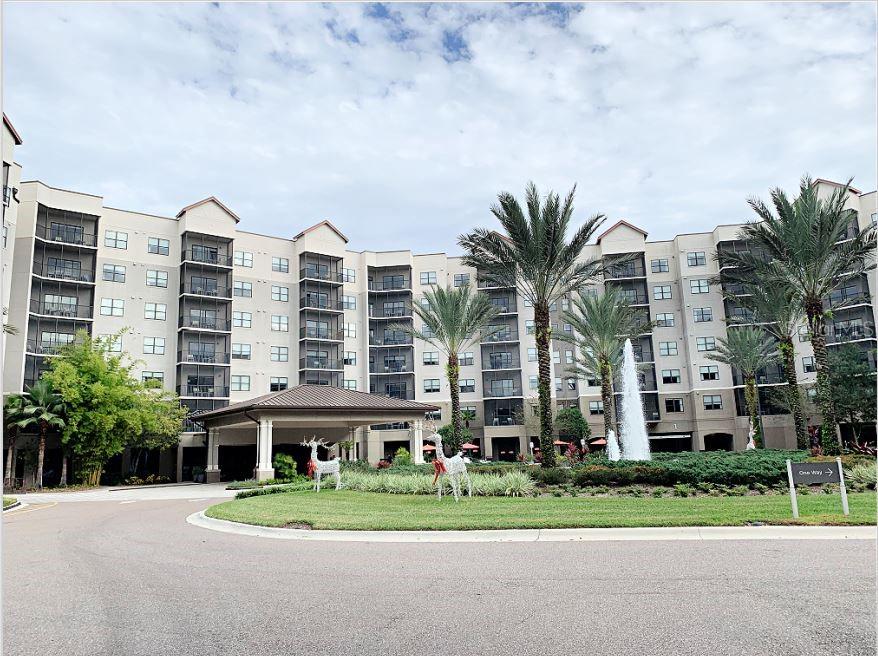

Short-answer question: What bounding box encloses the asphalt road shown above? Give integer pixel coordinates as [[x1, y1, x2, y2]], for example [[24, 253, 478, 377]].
[[3, 500, 876, 656]]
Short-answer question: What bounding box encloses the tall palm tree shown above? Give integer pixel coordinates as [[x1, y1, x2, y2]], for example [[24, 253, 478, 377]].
[[722, 175, 876, 448], [459, 182, 605, 466], [390, 285, 498, 453], [17, 380, 66, 489], [707, 326, 777, 447], [4, 393, 26, 488], [559, 288, 648, 442]]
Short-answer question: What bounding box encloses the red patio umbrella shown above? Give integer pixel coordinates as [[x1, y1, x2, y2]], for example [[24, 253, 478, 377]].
[[422, 444, 436, 452], [553, 440, 570, 446], [461, 442, 479, 451], [589, 439, 607, 446]]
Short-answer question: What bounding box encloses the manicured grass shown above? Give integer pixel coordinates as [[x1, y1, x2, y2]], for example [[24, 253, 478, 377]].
[[3, 496, 17, 509], [206, 489, 877, 531]]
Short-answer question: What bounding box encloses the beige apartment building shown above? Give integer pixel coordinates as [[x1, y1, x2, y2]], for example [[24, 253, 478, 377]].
[[2, 118, 875, 482]]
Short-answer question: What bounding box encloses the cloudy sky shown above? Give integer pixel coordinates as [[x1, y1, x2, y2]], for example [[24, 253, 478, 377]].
[[4, 2, 876, 253]]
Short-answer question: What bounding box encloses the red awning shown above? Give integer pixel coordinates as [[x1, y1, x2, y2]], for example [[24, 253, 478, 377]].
[[461, 442, 479, 450]]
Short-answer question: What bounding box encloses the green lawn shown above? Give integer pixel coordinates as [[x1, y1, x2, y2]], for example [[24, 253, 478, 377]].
[[206, 490, 877, 531], [3, 496, 17, 509]]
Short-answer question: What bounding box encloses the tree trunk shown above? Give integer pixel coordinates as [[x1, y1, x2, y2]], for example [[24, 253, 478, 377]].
[[779, 337, 808, 449], [36, 422, 47, 490], [446, 353, 462, 454], [805, 300, 841, 450], [599, 359, 616, 441], [534, 301, 556, 467], [59, 452, 67, 487], [5, 430, 16, 488], [744, 376, 761, 447]]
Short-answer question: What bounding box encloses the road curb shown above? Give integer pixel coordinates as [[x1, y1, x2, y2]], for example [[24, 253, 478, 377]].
[[187, 511, 878, 543], [2, 500, 23, 512]]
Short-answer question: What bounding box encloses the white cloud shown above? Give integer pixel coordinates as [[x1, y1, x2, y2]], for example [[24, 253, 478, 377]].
[[4, 2, 876, 252]]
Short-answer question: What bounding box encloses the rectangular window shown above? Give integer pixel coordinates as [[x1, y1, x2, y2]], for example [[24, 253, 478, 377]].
[[146, 270, 168, 288], [797, 326, 810, 342], [233, 281, 252, 297], [525, 320, 535, 335], [142, 371, 164, 383], [659, 341, 678, 356], [100, 298, 124, 317], [420, 271, 437, 285], [270, 285, 289, 302], [422, 324, 435, 338], [565, 350, 574, 365], [342, 379, 357, 391], [661, 369, 681, 384], [343, 351, 357, 366], [342, 267, 356, 283], [650, 259, 669, 273], [696, 336, 716, 352], [563, 323, 572, 333], [693, 307, 713, 323], [423, 352, 439, 365], [459, 379, 476, 393], [234, 251, 253, 268], [271, 315, 289, 332], [703, 395, 723, 410], [143, 336, 165, 355], [344, 323, 356, 338], [100, 334, 122, 352], [690, 279, 710, 294], [700, 365, 719, 381], [655, 312, 674, 327], [231, 343, 251, 360], [453, 273, 470, 287], [270, 377, 288, 392], [552, 351, 561, 365], [654, 285, 672, 300], [271, 256, 289, 273], [687, 251, 706, 267], [231, 375, 251, 392], [527, 348, 537, 362], [665, 398, 684, 413], [342, 295, 356, 310], [589, 401, 604, 415], [102, 264, 126, 283], [802, 356, 816, 373], [424, 379, 440, 393], [144, 303, 167, 321], [529, 375, 538, 390], [147, 237, 170, 256], [270, 346, 289, 362], [459, 352, 474, 366], [104, 230, 128, 249], [233, 311, 252, 328]]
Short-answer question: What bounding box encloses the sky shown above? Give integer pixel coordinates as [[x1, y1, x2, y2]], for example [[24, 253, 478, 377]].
[[3, 2, 876, 253]]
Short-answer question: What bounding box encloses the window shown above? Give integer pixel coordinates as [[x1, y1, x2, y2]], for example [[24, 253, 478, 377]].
[[802, 356, 816, 373], [342, 267, 356, 283], [690, 279, 710, 294], [146, 270, 168, 288], [525, 320, 535, 335], [425, 410, 441, 421], [2, 224, 6, 248], [527, 348, 537, 362], [231, 375, 251, 392], [422, 324, 434, 338], [147, 237, 170, 256], [343, 379, 357, 391], [271, 346, 289, 362], [459, 352, 474, 366], [424, 379, 440, 393], [524, 299, 533, 307], [650, 259, 669, 273], [696, 336, 716, 352], [231, 343, 251, 360], [271, 285, 289, 302], [234, 251, 253, 268], [420, 271, 437, 285], [342, 295, 356, 310], [270, 377, 288, 392], [104, 230, 128, 249], [102, 264, 126, 283], [687, 251, 706, 267], [693, 307, 713, 323], [797, 326, 810, 342], [233, 311, 252, 328], [529, 375, 538, 390], [661, 369, 681, 384], [665, 398, 684, 413], [143, 337, 165, 355], [565, 350, 574, 365], [563, 323, 573, 333], [234, 281, 252, 297], [142, 371, 164, 383], [344, 323, 356, 338], [700, 365, 719, 381], [561, 298, 570, 311], [144, 303, 167, 321], [100, 298, 124, 316], [589, 401, 604, 415], [423, 352, 439, 365], [459, 379, 476, 393], [553, 351, 561, 364], [271, 256, 289, 273], [654, 285, 672, 300], [453, 273, 470, 287], [659, 341, 678, 356], [872, 213, 877, 226], [703, 395, 723, 410], [655, 312, 674, 327], [552, 377, 562, 391], [271, 315, 289, 332]]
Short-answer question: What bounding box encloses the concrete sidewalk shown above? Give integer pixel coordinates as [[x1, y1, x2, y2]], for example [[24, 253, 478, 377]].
[[12, 482, 236, 503]]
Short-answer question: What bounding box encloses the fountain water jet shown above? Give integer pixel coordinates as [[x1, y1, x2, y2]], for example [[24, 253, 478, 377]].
[[619, 338, 651, 461], [605, 429, 621, 461]]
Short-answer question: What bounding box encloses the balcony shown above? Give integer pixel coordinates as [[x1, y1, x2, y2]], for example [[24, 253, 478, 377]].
[[180, 283, 232, 299], [25, 340, 70, 356], [369, 361, 413, 374], [482, 354, 521, 371], [369, 335, 413, 347], [481, 328, 519, 343], [32, 261, 95, 284], [604, 261, 646, 280], [299, 297, 344, 312], [177, 385, 230, 398], [477, 278, 513, 290], [181, 250, 233, 267], [369, 304, 413, 319], [370, 388, 415, 401], [300, 267, 344, 284], [29, 299, 92, 319], [178, 316, 232, 332], [182, 417, 206, 433], [299, 357, 343, 371], [483, 383, 523, 398], [299, 326, 344, 341], [826, 290, 871, 309], [368, 279, 410, 292], [177, 351, 231, 365], [35, 224, 98, 248], [488, 299, 518, 314], [618, 292, 649, 305]]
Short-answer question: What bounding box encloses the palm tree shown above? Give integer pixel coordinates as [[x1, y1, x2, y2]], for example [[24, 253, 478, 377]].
[[724, 282, 808, 449], [17, 380, 66, 489], [459, 182, 605, 466], [707, 326, 777, 447], [722, 175, 876, 448], [559, 288, 648, 442], [390, 285, 498, 453], [4, 393, 26, 488]]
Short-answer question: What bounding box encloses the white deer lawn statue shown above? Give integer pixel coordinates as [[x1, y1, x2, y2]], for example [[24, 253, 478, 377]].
[[303, 437, 342, 492], [427, 427, 471, 502]]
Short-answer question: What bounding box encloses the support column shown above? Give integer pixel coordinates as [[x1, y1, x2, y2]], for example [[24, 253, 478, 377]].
[[366, 426, 380, 465], [176, 443, 184, 483], [348, 427, 356, 461], [205, 427, 220, 483], [412, 420, 424, 464], [255, 419, 274, 481]]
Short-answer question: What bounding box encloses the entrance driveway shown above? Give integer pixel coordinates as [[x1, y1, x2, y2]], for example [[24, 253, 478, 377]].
[[11, 482, 236, 503]]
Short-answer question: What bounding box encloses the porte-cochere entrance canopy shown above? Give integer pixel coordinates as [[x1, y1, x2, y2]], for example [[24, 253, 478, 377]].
[[191, 385, 439, 481]]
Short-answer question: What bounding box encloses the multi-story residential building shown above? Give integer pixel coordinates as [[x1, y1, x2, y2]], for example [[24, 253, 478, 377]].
[[2, 158, 875, 482]]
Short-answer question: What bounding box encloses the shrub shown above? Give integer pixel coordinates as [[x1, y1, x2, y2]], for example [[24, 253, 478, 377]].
[[673, 484, 694, 497], [532, 467, 570, 486], [727, 485, 749, 497], [340, 459, 373, 472], [846, 463, 877, 489], [376, 460, 391, 469], [235, 480, 315, 499], [552, 489, 563, 497], [392, 447, 412, 467], [651, 487, 666, 498], [752, 483, 769, 495], [272, 453, 298, 480]]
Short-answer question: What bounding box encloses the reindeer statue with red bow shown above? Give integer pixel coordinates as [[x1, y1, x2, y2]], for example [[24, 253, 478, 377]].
[[303, 437, 342, 492], [425, 422, 471, 501]]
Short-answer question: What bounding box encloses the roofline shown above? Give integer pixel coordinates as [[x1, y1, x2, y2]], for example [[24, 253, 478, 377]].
[[596, 219, 648, 244], [194, 403, 439, 421], [813, 178, 862, 195], [176, 196, 241, 223], [19, 180, 104, 199], [3, 114, 23, 145], [293, 220, 349, 243]]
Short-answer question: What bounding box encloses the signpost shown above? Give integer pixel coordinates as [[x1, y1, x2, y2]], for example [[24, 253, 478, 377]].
[[786, 458, 849, 519]]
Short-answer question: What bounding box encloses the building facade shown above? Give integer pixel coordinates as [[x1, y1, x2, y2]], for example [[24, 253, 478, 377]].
[[2, 149, 875, 479]]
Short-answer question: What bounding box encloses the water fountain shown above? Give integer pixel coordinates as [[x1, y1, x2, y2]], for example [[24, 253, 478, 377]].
[[619, 338, 651, 461], [605, 429, 621, 461]]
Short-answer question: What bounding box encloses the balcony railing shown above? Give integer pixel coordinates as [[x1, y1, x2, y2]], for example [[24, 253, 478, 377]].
[[371, 389, 415, 400], [299, 357, 342, 370], [483, 384, 523, 398], [477, 278, 513, 289], [35, 224, 98, 247], [177, 385, 230, 398], [299, 297, 344, 311], [32, 261, 95, 283], [180, 283, 232, 298], [299, 326, 344, 341], [487, 415, 521, 426], [182, 418, 206, 433], [179, 316, 232, 331], [29, 299, 92, 319], [826, 291, 871, 309], [25, 340, 71, 355], [369, 305, 413, 319], [483, 356, 521, 370], [300, 267, 344, 283], [369, 362, 413, 374], [604, 262, 646, 279], [618, 292, 649, 305], [481, 328, 519, 343], [177, 351, 231, 364], [181, 250, 233, 266], [368, 279, 410, 292], [369, 335, 413, 346], [489, 300, 518, 314]]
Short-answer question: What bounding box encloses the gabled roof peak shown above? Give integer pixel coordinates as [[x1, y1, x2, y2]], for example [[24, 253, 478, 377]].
[[293, 220, 349, 243], [596, 219, 648, 244], [176, 196, 240, 223]]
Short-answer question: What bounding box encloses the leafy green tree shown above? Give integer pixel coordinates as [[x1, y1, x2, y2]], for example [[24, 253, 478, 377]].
[[555, 406, 591, 451], [560, 288, 647, 442], [43, 331, 186, 485], [16, 380, 66, 489], [390, 285, 498, 453], [827, 345, 877, 447], [437, 423, 474, 455], [459, 182, 605, 466], [721, 175, 876, 448], [707, 327, 777, 447], [4, 393, 27, 487]]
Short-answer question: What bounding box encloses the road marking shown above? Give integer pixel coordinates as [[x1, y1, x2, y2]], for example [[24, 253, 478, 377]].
[[120, 500, 137, 504], [4, 502, 57, 516], [189, 498, 208, 502]]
